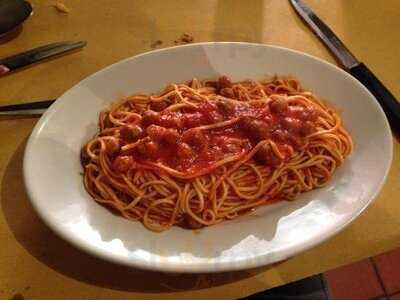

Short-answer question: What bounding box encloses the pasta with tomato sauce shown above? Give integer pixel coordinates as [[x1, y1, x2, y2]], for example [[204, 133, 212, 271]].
[[81, 76, 353, 232]]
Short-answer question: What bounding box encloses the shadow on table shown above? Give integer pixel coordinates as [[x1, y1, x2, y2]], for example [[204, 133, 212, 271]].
[[1, 139, 276, 293], [0, 25, 23, 45]]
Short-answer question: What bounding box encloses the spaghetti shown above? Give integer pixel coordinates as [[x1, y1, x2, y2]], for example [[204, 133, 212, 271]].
[[81, 76, 353, 232]]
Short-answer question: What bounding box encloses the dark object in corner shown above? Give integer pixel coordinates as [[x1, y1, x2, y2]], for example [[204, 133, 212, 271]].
[[241, 274, 331, 300], [0, 0, 32, 36]]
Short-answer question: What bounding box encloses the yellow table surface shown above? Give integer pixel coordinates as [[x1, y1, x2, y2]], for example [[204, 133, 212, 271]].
[[1, 1, 399, 299]]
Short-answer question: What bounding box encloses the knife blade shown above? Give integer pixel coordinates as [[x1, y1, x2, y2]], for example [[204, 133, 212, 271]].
[[290, 0, 400, 133], [0, 41, 87, 75]]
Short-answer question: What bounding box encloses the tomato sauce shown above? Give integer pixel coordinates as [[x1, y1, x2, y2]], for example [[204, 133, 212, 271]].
[[112, 98, 319, 174]]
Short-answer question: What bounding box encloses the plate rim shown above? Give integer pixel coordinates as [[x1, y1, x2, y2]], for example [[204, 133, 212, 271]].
[[23, 42, 393, 273]]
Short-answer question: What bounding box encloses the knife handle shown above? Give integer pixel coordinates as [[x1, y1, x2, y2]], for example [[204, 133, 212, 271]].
[[0, 99, 55, 112], [349, 63, 400, 133]]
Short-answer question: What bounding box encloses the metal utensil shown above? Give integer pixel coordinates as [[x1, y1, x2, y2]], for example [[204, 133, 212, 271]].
[[0, 0, 32, 37], [0, 41, 87, 75], [290, 0, 400, 133]]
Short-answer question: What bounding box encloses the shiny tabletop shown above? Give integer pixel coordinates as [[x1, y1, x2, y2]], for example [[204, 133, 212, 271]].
[[0, 1, 399, 299]]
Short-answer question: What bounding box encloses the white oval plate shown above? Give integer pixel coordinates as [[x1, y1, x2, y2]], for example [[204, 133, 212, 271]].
[[24, 43, 392, 273]]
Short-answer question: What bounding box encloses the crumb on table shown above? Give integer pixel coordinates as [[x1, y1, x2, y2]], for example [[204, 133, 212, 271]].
[[174, 33, 194, 45], [54, 2, 70, 13], [181, 33, 193, 43], [151, 40, 163, 49]]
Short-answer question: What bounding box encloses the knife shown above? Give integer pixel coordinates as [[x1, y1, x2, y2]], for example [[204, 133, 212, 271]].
[[290, 0, 400, 133], [0, 40, 87, 75], [0, 99, 55, 115]]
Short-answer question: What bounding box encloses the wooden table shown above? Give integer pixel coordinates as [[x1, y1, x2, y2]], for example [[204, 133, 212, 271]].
[[1, 1, 399, 299]]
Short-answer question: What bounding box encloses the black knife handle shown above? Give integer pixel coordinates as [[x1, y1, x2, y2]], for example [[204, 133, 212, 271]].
[[349, 63, 400, 133], [0, 99, 55, 112]]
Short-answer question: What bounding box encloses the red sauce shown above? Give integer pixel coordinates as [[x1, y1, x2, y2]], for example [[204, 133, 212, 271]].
[[112, 98, 318, 174]]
